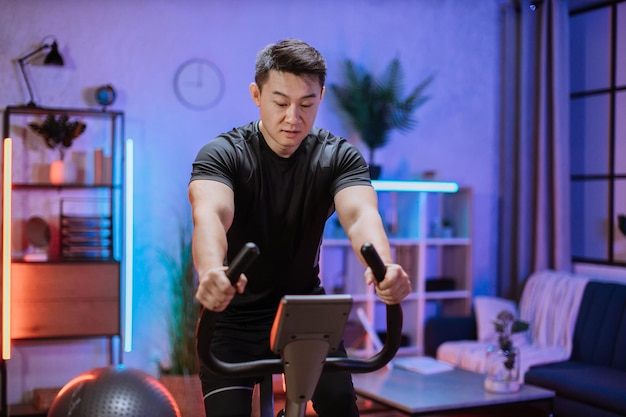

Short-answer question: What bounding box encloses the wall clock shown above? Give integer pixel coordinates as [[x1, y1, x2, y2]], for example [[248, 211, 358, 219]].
[[174, 59, 225, 110]]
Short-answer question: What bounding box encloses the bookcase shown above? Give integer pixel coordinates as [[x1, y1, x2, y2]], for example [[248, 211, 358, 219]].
[[321, 181, 472, 356], [1, 105, 130, 415]]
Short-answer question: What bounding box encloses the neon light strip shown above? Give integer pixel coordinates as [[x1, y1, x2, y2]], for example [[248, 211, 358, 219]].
[[124, 139, 134, 352], [372, 180, 459, 193], [2, 139, 12, 360]]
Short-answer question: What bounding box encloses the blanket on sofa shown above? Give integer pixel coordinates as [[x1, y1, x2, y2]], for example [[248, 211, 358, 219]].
[[519, 270, 589, 355], [437, 270, 590, 382]]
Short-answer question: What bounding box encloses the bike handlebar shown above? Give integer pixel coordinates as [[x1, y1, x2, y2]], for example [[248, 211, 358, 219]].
[[197, 242, 403, 378]]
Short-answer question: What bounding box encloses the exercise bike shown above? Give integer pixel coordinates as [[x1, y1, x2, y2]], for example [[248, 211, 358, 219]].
[[198, 242, 403, 417]]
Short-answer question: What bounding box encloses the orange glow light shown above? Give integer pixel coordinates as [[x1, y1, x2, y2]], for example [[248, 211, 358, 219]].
[[2, 138, 12, 359]]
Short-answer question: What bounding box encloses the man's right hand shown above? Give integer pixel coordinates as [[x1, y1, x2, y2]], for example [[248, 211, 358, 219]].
[[195, 266, 247, 312]]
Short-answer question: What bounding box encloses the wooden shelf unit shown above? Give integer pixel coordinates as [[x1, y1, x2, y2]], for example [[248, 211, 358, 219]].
[[1, 106, 128, 417]]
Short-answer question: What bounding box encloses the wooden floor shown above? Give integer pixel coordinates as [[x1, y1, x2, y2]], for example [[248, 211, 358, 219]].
[[273, 393, 405, 416], [8, 404, 47, 417], [272, 394, 493, 416]]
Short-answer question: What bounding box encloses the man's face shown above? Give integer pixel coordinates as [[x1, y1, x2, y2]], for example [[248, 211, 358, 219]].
[[250, 70, 325, 158]]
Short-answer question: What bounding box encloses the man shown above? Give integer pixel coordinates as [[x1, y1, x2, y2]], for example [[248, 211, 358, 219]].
[[188, 38, 411, 417]]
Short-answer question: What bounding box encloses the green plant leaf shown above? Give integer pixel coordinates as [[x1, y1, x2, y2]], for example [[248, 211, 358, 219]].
[[330, 57, 433, 163], [158, 217, 201, 376], [511, 320, 529, 333]]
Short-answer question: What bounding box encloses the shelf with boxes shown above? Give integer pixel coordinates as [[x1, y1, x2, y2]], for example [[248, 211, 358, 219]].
[[321, 181, 472, 356]]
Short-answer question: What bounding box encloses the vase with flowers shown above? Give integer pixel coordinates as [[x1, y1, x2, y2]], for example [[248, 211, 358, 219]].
[[28, 114, 86, 184], [484, 310, 529, 393]]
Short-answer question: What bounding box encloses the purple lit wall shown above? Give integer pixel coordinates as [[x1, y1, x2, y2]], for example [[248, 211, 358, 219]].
[[0, 0, 501, 404]]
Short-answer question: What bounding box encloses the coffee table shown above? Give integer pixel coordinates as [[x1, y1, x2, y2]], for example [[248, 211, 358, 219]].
[[352, 366, 554, 416]]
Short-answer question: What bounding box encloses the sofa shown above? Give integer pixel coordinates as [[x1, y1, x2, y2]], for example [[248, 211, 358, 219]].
[[424, 270, 626, 417]]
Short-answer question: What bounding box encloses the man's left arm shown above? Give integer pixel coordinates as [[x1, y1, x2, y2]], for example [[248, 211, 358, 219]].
[[334, 185, 411, 304]]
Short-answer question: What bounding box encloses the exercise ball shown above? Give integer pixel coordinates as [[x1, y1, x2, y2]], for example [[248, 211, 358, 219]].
[[47, 365, 181, 417]]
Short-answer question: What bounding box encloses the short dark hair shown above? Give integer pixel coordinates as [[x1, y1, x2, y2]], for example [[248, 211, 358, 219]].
[[254, 38, 327, 91]]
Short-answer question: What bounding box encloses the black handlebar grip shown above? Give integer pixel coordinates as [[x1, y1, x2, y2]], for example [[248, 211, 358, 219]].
[[225, 242, 260, 285], [361, 243, 387, 283]]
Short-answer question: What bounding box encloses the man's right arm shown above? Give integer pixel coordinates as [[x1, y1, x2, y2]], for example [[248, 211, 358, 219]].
[[188, 179, 243, 311]]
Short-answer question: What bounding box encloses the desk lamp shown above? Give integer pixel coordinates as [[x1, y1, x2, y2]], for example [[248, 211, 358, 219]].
[[16, 36, 65, 107]]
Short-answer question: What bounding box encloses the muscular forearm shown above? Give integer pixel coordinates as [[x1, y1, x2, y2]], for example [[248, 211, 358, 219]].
[[344, 207, 394, 266], [188, 180, 234, 277], [192, 212, 229, 277], [188, 179, 239, 311], [335, 185, 394, 266], [342, 204, 411, 305]]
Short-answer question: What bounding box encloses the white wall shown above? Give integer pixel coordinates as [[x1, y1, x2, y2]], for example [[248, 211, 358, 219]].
[[0, 0, 502, 403]]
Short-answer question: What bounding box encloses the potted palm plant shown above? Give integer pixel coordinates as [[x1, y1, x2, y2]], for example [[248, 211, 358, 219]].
[[28, 114, 86, 184], [158, 219, 204, 417], [330, 58, 433, 179]]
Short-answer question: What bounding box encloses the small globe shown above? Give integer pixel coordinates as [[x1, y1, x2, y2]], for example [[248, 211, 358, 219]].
[[47, 365, 181, 417], [95, 84, 116, 107]]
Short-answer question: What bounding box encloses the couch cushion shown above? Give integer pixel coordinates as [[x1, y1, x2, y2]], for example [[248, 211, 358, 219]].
[[424, 315, 476, 357], [572, 281, 626, 371], [526, 360, 626, 416]]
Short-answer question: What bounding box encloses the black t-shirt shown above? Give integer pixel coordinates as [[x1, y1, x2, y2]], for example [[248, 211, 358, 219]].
[[190, 121, 370, 319]]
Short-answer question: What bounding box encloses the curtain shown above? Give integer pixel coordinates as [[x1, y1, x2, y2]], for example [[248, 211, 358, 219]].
[[498, 0, 572, 300]]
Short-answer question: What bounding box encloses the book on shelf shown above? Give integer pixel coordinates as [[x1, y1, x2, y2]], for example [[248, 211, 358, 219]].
[[93, 149, 112, 185]]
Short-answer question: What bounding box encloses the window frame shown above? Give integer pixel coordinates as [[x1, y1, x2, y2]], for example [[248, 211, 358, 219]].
[[570, 0, 626, 266]]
